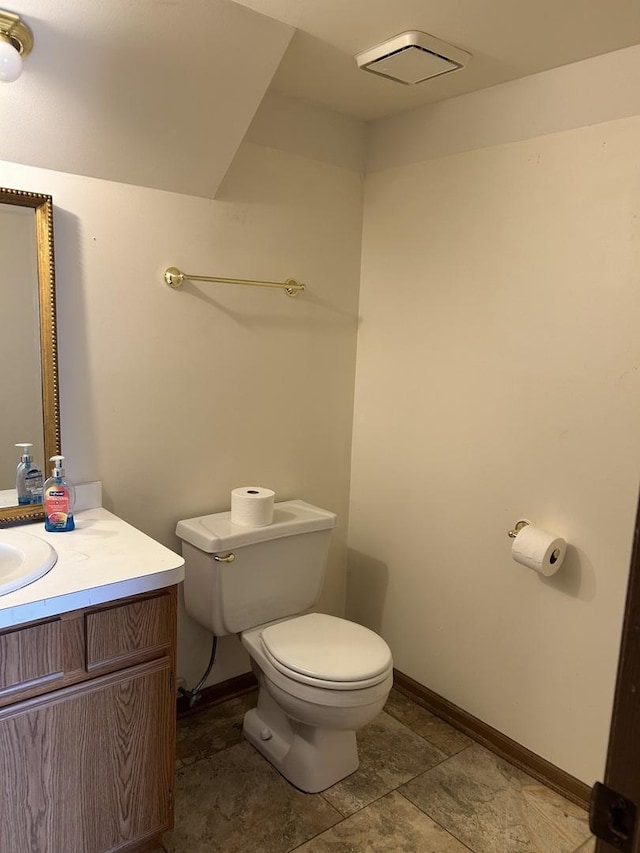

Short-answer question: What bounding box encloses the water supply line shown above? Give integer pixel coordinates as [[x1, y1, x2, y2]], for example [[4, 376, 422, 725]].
[[178, 635, 218, 709]]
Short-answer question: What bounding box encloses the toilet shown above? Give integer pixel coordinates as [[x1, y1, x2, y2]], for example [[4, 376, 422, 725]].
[[176, 499, 393, 793]]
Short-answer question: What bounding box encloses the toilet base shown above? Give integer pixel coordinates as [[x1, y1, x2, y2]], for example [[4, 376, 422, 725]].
[[243, 687, 359, 793]]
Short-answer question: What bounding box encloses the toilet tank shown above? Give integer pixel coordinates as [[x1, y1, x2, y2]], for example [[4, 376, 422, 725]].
[[176, 500, 336, 636]]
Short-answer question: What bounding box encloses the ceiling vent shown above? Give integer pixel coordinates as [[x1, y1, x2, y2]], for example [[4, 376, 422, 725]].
[[355, 31, 471, 85]]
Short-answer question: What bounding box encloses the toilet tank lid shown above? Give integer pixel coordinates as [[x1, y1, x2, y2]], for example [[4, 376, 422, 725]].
[[175, 499, 336, 553]]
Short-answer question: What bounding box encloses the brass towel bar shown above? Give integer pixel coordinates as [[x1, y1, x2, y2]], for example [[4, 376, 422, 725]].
[[164, 266, 305, 297]]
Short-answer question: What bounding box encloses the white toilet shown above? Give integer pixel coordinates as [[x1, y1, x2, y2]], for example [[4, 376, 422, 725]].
[[176, 499, 393, 793]]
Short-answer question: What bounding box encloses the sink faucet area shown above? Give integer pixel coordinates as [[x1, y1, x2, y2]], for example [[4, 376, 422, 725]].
[[0, 529, 57, 596]]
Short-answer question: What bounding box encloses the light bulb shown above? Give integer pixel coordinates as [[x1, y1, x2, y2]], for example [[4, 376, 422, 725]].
[[0, 35, 22, 82]]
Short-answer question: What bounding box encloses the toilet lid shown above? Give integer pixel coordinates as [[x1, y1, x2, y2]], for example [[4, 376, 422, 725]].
[[260, 613, 392, 684]]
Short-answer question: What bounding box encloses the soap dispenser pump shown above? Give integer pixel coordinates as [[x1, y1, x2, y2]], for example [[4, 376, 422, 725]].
[[43, 455, 75, 532], [15, 443, 43, 505]]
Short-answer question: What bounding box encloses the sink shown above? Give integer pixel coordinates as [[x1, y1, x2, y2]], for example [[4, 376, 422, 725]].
[[0, 529, 57, 596]]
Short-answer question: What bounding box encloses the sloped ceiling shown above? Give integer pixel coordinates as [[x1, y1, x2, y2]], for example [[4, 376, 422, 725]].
[[232, 0, 640, 120], [3, 0, 640, 196], [0, 0, 293, 197]]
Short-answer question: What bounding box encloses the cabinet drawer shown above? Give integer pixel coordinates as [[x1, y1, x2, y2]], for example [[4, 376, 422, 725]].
[[0, 620, 63, 697], [85, 593, 172, 672]]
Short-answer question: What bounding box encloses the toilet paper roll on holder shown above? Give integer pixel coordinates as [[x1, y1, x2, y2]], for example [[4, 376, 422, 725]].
[[508, 519, 531, 539]]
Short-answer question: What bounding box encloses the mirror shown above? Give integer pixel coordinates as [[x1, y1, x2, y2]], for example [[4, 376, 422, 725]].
[[0, 187, 60, 525]]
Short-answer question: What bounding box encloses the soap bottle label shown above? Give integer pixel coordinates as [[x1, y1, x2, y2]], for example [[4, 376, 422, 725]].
[[45, 488, 71, 529], [25, 468, 43, 504]]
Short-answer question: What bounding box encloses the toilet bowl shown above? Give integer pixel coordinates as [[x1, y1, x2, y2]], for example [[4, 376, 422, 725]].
[[241, 613, 393, 792], [176, 500, 393, 792]]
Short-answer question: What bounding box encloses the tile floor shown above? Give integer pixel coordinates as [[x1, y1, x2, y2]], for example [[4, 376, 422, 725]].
[[154, 688, 595, 853]]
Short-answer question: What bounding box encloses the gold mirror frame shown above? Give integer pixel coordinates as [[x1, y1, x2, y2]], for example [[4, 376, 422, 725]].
[[0, 187, 60, 525]]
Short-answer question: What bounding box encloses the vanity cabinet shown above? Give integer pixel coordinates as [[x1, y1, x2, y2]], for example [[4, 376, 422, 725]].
[[0, 586, 177, 853]]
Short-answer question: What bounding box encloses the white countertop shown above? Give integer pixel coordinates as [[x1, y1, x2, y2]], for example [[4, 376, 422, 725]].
[[0, 506, 184, 629], [0, 489, 17, 508]]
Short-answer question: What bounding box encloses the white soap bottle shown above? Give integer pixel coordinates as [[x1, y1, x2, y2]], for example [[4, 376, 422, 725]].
[[15, 443, 43, 505]]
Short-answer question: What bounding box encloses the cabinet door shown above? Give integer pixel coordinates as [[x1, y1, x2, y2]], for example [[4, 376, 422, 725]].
[[0, 658, 173, 853]]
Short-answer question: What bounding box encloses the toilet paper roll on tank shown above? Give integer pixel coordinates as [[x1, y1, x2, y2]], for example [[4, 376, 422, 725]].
[[510, 520, 567, 577], [231, 486, 275, 527]]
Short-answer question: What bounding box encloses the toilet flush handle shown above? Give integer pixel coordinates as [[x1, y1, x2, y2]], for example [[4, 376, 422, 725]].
[[214, 552, 235, 563]]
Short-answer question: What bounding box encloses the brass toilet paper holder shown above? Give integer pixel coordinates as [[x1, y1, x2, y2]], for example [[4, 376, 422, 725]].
[[508, 519, 531, 539]]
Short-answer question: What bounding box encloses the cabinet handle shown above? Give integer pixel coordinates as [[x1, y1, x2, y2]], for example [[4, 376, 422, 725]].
[[214, 553, 235, 563]]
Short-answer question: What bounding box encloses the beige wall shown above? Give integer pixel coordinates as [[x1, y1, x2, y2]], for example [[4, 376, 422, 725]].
[[4, 42, 639, 787], [0, 94, 365, 687], [350, 53, 640, 784]]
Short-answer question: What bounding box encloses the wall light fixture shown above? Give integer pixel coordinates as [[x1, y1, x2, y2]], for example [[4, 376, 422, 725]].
[[0, 9, 32, 82]]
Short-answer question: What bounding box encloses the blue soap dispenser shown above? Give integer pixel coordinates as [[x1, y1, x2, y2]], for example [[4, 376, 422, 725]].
[[15, 443, 43, 505], [43, 455, 75, 532]]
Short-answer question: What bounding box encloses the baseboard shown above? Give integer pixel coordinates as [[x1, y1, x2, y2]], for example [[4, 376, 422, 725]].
[[393, 669, 591, 810], [174, 667, 590, 809], [121, 835, 165, 853], [176, 671, 258, 718]]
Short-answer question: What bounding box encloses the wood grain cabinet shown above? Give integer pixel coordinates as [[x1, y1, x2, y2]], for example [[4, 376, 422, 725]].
[[0, 586, 177, 853]]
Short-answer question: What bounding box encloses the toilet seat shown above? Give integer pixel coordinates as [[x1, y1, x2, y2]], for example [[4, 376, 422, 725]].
[[258, 613, 393, 691]]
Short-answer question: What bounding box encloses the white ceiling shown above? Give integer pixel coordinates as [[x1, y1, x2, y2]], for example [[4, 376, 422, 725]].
[[232, 0, 640, 120], [2, 0, 640, 197], [0, 0, 293, 197]]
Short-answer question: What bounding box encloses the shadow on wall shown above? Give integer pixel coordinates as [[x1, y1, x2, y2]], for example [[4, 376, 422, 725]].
[[167, 279, 358, 331], [345, 542, 596, 638], [540, 544, 597, 601], [53, 207, 98, 482], [345, 549, 389, 634]]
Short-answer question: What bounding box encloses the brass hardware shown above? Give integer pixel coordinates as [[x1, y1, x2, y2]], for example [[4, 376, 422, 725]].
[[0, 10, 33, 58], [214, 552, 235, 563], [590, 782, 637, 850], [508, 519, 530, 539], [164, 266, 305, 297]]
